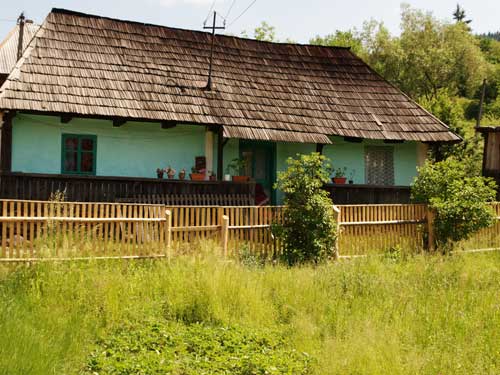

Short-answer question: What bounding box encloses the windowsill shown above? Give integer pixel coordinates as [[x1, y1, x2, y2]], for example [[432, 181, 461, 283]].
[[325, 183, 410, 189]]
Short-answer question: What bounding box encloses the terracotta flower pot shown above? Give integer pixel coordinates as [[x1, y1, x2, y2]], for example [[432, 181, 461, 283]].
[[167, 173, 175, 179], [332, 177, 347, 184], [190, 173, 205, 181], [209, 175, 216, 181], [232, 175, 249, 182], [179, 172, 186, 180], [156, 171, 164, 179]]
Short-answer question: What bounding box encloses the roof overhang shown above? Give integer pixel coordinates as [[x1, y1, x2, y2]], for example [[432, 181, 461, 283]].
[[223, 126, 332, 144]]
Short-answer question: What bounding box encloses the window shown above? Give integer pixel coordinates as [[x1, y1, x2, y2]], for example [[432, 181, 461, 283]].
[[61, 134, 97, 175], [364, 146, 394, 185]]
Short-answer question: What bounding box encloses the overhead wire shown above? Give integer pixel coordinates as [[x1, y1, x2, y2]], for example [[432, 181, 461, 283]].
[[203, 0, 218, 27], [226, 0, 257, 28], [224, 0, 237, 20]]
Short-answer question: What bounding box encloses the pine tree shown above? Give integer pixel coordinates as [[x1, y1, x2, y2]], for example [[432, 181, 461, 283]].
[[453, 4, 472, 24]]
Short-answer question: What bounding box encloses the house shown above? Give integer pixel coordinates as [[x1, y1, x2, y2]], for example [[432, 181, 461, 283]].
[[477, 125, 500, 199], [0, 8, 460, 204], [0, 17, 39, 86]]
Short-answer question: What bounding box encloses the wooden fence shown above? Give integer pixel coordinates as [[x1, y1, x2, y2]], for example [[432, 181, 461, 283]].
[[1, 199, 499, 261], [337, 204, 428, 256], [165, 206, 282, 256], [458, 203, 500, 252], [0, 200, 168, 259]]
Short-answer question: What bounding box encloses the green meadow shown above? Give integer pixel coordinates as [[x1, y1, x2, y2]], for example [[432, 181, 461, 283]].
[[0, 248, 499, 374]]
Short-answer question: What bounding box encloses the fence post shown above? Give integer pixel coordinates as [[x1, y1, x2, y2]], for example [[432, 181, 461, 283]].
[[165, 209, 172, 259], [426, 207, 435, 252], [333, 205, 341, 259], [221, 214, 229, 257]]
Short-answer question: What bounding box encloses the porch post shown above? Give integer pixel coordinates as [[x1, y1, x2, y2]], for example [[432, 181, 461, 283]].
[[205, 129, 214, 174], [217, 126, 224, 181], [0, 111, 12, 172], [416, 142, 429, 168], [316, 143, 324, 154]]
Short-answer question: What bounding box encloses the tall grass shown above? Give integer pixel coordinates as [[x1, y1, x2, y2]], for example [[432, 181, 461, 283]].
[[0, 250, 499, 374]]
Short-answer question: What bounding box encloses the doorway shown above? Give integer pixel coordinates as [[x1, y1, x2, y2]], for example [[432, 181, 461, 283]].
[[239, 140, 276, 204]]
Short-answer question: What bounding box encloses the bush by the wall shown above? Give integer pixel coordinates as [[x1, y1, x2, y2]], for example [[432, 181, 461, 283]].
[[273, 153, 337, 265], [411, 157, 497, 250]]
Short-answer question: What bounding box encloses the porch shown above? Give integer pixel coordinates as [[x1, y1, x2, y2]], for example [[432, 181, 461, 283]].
[[0, 172, 256, 204], [0, 172, 411, 205]]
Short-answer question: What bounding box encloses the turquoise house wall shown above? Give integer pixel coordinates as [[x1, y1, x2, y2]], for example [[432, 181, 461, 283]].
[[11, 114, 206, 178], [12, 114, 419, 201], [323, 137, 418, 186]]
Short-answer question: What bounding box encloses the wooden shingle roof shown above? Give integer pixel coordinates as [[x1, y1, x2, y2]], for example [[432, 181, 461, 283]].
[[0, 8, 460, 143], [0, 22, 39, 75]]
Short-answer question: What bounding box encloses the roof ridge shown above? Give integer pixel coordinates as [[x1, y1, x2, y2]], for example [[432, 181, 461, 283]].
[[49, 8, 352, 51]]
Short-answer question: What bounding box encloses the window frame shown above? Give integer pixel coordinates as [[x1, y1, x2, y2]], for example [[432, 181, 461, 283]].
[[61, 134, 97, 175], [364, 146, 394, 186]]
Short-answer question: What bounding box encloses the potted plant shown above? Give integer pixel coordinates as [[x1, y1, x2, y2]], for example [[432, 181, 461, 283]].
[[332, 167, 347, 184], [156, 168, 164, 179], [208, 171, 216, 181], [190, 166, 205, 181], [166, 166, 176, 179], [227, 158, 249, 182], [178, 168, 186, 180]]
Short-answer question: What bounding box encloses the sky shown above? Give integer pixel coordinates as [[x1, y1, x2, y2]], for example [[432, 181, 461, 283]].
[[0, 0, 499, 43]]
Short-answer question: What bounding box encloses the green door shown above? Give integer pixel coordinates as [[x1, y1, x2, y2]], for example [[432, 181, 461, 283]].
[[239, 141, 276, 204]]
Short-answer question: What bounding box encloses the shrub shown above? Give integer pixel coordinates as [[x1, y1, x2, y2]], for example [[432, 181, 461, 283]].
[[84, 321, 312, 375], [273, 153, 337, 265], [411, 157, 497, 250]]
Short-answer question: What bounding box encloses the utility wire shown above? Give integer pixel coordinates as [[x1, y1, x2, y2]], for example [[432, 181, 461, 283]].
[[224, 0, 237, 20], [203, 0, 218, 26], [227, 0, 257, 28]]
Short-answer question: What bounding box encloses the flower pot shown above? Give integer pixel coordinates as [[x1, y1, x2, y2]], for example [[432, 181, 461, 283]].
[[209, 175, 216, 181], [190, 173, 205, 181], [156, 172, 164, 179], [224, 174, 231, 181], [179, 172, 186, 180], [167, 173, 175, 179], [332, 177, 347, 184], [232, 175, 249, 182]]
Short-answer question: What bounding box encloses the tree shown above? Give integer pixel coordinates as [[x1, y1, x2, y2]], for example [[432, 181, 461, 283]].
[[310, 30, 363, 55], [452, 4, 472, 24], [251, 21, 276, 42], [273, 153, 337, 265], [412, 158, 496, 251], [310, 5, 489, 100]]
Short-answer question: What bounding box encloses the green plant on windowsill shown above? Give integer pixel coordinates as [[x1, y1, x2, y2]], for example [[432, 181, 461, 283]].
[[189, 166, 206, 181], [332, 167, 347, 184], [226, 158, 249, 182]]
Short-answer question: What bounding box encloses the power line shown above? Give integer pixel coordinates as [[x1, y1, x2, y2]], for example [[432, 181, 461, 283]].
[[203, 0, 218, 26], [227, 0, 257, 28], [224, 0, 237, 20]]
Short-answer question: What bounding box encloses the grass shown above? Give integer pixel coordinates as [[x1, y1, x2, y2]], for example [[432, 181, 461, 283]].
[[0, 248, 499, 374]]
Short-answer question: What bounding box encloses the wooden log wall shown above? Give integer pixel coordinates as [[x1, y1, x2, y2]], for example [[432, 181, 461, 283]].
[[0, 172, 255, 203], [324, 184, 411, 204]]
